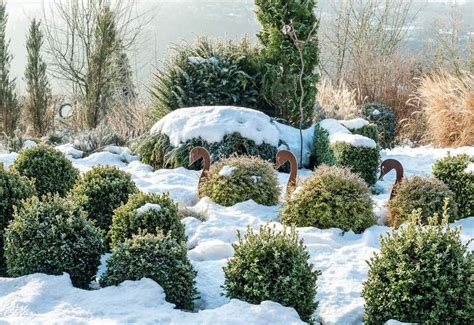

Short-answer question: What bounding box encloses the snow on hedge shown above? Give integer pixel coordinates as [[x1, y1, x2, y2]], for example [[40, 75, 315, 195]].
[[340, 118, 369, 130], [150, 106, 280, 147], [465, 162, 474, 174], [0, 274, 304, 324], [320, 118, 377, 149], [136, 203, 162, 216]]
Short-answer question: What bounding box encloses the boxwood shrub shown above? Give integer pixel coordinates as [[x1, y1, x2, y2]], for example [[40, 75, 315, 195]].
[[349, 124, 379, 144], [70, 165, 138, 234], [387, 176, 458, 227], [280, 165, 375, 233], [363, 210, 473, 324], [109, 192, 185, 249], [199, 156, 280, 206], [360, 102, 396, 148], [4, 195, 104, 288], [0, 165, 36, 275], [433, 154, 474, 218], [100, 232, 197, 310], [12, 144, 79, 196], [332, 142, 380, 185], [223, 225, 320, 323], [135, 132, 277, 170]]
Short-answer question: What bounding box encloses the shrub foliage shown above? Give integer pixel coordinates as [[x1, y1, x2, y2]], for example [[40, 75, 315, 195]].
[[12, 144, 79, 196], [223, 225, 320, 323], [360, 102, 396, 148], [199, 156, 280, 206], [281, 165, 375, 233], [70, 165, 138, 233], [387, 176, 458, 227], [4, 195, 104, 288], [100, 232, 197, 310], [332, 142, 380, 185], [109, 192, 185, 249], [433, 154, 474, 218], [363, 210, 473, 324]]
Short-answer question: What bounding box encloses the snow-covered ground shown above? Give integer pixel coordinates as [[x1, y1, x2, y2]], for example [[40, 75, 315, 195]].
[[0, 144, 473, 324]]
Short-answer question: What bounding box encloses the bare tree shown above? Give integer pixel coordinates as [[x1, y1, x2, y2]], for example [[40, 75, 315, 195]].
[[43, 0, 145, 129]]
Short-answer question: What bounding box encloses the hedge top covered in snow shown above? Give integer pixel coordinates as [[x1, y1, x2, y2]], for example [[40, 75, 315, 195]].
[[340, 118, 369, 130], [320, 119, 377, 149], [150, 106, 280, 147]]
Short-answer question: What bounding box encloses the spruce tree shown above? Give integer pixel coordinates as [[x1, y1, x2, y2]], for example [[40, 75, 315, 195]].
[[0, 1, 19, 136], [255, 0, 320, 127], [24, 19, 51, 136]]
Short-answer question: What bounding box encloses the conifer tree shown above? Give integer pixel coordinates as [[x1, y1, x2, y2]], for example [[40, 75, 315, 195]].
[[24, 19, 52, 136], [0, 1, 19, 136]]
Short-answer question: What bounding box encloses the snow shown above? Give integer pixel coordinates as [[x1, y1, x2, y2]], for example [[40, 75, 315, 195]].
[[150, 106, 280, 147], [0, 152, 17, 168], [340, 118, 369, 130], [22, 140, 37, 148], [320, 118, 377, 149], [275, 122, 314, 167], [0, 144, 473, 324], [218, 165, 236, 177], [465, 162, 474, 174], [56, 143, 84, 159], [136, 203, 162, 216]]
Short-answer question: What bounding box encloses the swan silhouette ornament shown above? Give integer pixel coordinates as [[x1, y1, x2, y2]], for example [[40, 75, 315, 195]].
[[276, 150, 298, 196], [189, 147, 211, 187], [379, 159, 404, 200]]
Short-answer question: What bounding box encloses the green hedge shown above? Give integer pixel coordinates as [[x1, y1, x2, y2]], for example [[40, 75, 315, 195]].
[[360, 103, 396, 149], [363, 211, 473, 324], [433, 154, 474, 218], [100, 232, 197, 310], [223, 225, 320, 323], [332, 142, 380, 185], [109, 192, 185, 249], [310, 124, 336, 167], [4, 195, 104, 289], [135, 132, 277, 170], [349, 124, 379, 144]]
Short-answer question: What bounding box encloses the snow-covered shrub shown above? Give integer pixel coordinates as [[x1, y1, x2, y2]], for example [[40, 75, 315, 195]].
[[332, 142, 380, 185], [70, 166, 138, 235], [223, 225, 320, 323], [311, 119, 380, 184], [135, 132, 277, 170], [360, 102, 396, 148], [72, 123, 126, 155], [150, 37, 270, 120], [362, 210, 473, 324], [109, 192, 185, 249], [0, 165, 36, 275], [100, 232, 197, 310], [433, 154, 474, 218], [4, 195, 104, 288], [347, 124, 379, 144], [199, 156, 280, 207], [280, 165, 375, 233], [12, 144, 79, 196], [387, 176, 458, 227]]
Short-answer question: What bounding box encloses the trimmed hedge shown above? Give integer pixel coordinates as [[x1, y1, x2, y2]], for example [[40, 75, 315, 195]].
[[4, 195, 104, 288], [363, 211, 473, 324], [360, 102, 396, 149], [280, 165, 375, 233], [0, 165, 36, 275], [109, 192, 185, 249], [12, 144, 79, 196], [100, 232, 198, 310], [332, 142, 380, 185], [135, 132, 277, 170], [311, 124, 336, 167], [387, 176, 458, 227], [223, 225, 320, 323], [433, 154, 474, 218], [70, 165, 138, 234], [199, 156, 280, 206], [349, 124, 379, 144]]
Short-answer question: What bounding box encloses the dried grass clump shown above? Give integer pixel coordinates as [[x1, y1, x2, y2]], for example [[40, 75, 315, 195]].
[[316, 78, 358, 119], [416, 72, 474, 147]]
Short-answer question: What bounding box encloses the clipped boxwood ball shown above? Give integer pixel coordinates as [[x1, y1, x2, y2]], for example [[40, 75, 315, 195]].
[[199, 156, 280, 206], [12, 144, 79, 196], [109, 192, 185, 249], [0, 165, 36, 275], [433, 154, 474, 218], [280, 165, 375, 233], [4, 195, 104, 289], [387, 176, 458, 227], [363, 212, 473, 324], [70, 165, 138, 233], [223, 225, 320, 323], [100, 232, 197, 310]]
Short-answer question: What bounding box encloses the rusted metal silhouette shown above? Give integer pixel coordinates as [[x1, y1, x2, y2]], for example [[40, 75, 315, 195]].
[[189, 147, 211, 186], [276, 150, 298, 196], [379, 159, 404, 199]]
